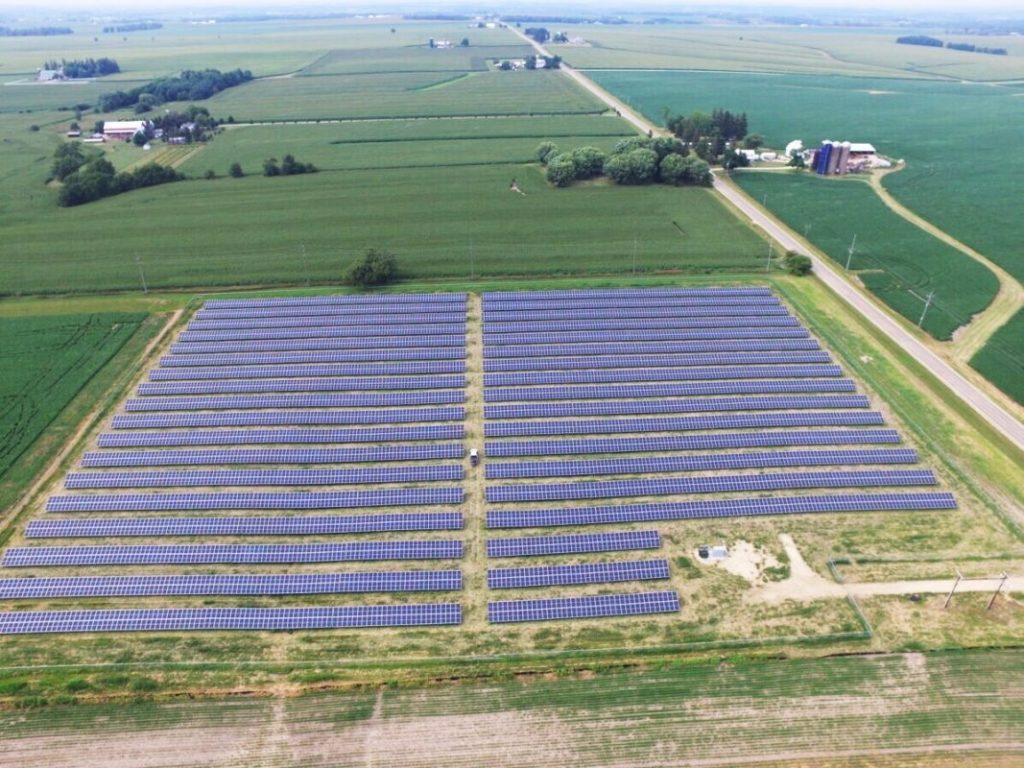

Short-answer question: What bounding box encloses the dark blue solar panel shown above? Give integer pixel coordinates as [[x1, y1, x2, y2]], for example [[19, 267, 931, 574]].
[[488, 591, 679, 623], [197, 300, 465, 318], [138, 376, 466, 396], [46, 488, 463, 512], [484, 287, 770, 300], [484, 317, 802, 334], [151, 362, 465, 380], [485, 296, 779, 311], [112, 407, 463, 429], [487, 559, 670, 589], [484, 352, 831, 373], [487, 530, 660, 558], [484, 328, 810, 346], [172, 336, 465, 354], [0, 604, 463, 634], [486, 449, 919, 479], [188, 313, 465, 331], [484, 366, 843, 387], [97, 425, 464, 448], [486, 469, 937, 503], [3, 541, 465, 566], [206, 293, 465, 309], [66, 465, 463, 489], [27, 513, 464, 538], [483, 307, 789, 322], [0, 572, 463, 598], [81, 444, 464, 467], [125, 391, 464, 411], [487, 492, 959, 528], [485, 340, 820, 357], [484, 430, 902, 457], [485, 380, 858, 402], [485, 412, 885, 438], [161, 348, 464, 367], [485, 395, 870, 420], [180, 324, 466, 342]]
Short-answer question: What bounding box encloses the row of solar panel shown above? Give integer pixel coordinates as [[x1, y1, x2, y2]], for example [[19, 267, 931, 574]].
[[179, 324, 467, 342], [126, 391, 465, 412], [484, 328, 811, 347], [112, 408, 465, 429], [81, 444, 465, 467], [484, 317, 802, 334], [487, 530, 660, 558], [486, 469, 937, 503], [485, 380, 857, 402], [483, 287, 771, 300], [206, 293, 466, 309], [66, 465, 464, 489], [188, 313, 466, 331], [151, 362, 466, 381], [488, 591, 680, 623], [484, 352, 832, 373], [195, 303, 466, 320], [484, 339, 821, 358], [172, 337, 468, 355], [488, 559, 670, 589], [27, 513, 465, 538], [483, 365, 842, 387], [484, 395, 870, 420], [485, 412, 884, 438], [0, 605, 464, 634], [484, 296, 780, 312], [0, 571, 464, 598], [97, 425, 465, 447], [162, 349, 466, 367], [3, 541, 465, 566], [485, 449, 919, 479], [46, 488, 463, 512], [487, 492, 958, 528], [138, 376, 467, 396], [482, 306, 791, 323]]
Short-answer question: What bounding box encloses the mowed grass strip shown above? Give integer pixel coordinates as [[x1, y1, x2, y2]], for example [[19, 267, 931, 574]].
[[733, 171, 998, 339], [208, 70, 607, 122], [0, 164, 764, 294]]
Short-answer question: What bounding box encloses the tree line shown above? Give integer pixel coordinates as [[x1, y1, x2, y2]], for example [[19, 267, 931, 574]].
[[538, 136, 712, 188], [102, 22, 162, 33], [51, 143, 182, 207], [98, 68, 253, 113], [897, 35, 1007, 55], [0, 26, 72, 37], [43, 58, 120, 78]]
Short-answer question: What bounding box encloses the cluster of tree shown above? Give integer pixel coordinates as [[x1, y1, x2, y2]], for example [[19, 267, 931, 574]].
[[496, 55, 561, 70], [43, 58, 120, 78], [506, 15, 627, 24], [552, 32, 569, 42], [50, 142, 90, 182], [346, 249, 398, 289], [666, 109, 757, 163], [98, 68, 253, 113], [896, 35, 1007, 55], [57, 158, 182, 207], [783, 251, 813, 276], [524, 27, 550, 43], [0, 26, 72, 37], [102, 22, 163, 33], [262, 154, 317, 177], [150, 105, 218, 143], [538, 136, 712, 188]]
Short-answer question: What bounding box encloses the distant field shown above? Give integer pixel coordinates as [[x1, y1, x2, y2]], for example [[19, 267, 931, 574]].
[[300, 44, 536, 75], [732, 172, 998, 340]]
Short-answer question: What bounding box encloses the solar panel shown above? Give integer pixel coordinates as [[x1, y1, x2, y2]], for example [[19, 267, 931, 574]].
[[96, 425, 464, 448], [3, 541, 465, 566], [161, 349, 464, 367], [81, 444, 464, 467], [111, 407, 464, 429], [27, 513, 464, 538], [485, 296, 779, 311], [187, 313, 466, 331], [484, 328, 811, 346], [483, 287, 770, 300], [485, 412, 885, 438], [206, 293, 465, 309], [125, 391, 464, 411], [0, 604, 463, 634], [482, 306, 789, 322], [65, 465, 464, 489], [488, 591, 679, 623], [0, 571, 463, 598], [487, 492, 959, 528], [196, 302, 465, 320], [485, 380, 858, 402], [484, 352, 831, 373], [485, 340, 820, 358], [137, 376, 466, 396], [484, 430, 901, 457], [486, 530, 660, 558], [486, 469, 937, 503], [179, 324, 467, 342], [483, 366, 843, 388], [171, 336, 466, 354], [487, 559, 671, 589], [45, 488, 463, 512], [485, 449, 919, 479], [484, 317, 802, 334], [484, 395, 870, 420], [150, 362, 465, 381]]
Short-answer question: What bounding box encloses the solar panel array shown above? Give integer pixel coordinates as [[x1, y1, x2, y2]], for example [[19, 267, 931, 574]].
[[488, 591, 680, 623], [484, 395, 870, 420], [488, 559, 670, 589], [0, 293, 471, 635]]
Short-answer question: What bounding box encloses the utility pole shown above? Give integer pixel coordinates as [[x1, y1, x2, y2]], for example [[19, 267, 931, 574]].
[[301, 244, 309, 287], [134, 254, 148, 294], [804, 223, 812, 238], [918, 290, 935, 328], [762, 192, 768, 208], [765, 240, 773, 272], [632, 236, 638, 276], [845, 234, 857, 270], [470, 238, 475, 280]]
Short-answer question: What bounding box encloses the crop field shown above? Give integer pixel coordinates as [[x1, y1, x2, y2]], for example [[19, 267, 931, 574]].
[[969, 308, 1024, 404], [2, 650, 1023, 766], [731, 172, 998, 340], [300, 44, 537, 75]]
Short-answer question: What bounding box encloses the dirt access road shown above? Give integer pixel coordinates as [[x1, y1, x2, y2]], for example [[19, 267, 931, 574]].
[[511, 26, 1024, 453]]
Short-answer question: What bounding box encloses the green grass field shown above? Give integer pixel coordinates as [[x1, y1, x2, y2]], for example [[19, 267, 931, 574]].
[[731, 172, 998, 339], [970, 307, 1024, 404]]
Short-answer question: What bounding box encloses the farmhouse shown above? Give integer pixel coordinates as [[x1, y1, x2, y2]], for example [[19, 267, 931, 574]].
[[103, 120, 149, 141]]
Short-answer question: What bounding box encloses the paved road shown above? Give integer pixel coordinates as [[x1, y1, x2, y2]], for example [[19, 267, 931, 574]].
[[512, 27, 1024, 452]]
